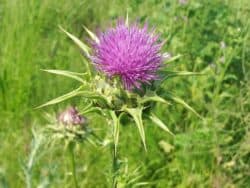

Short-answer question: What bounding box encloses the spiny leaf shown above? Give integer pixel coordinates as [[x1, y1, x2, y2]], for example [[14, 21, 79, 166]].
[[59, 26, 90, 57], [36, 87, 83, 108], [36, 87, 109, 108], [139, 92, 170, 105], [83, 25, 100, 44], [41, 69, 87, 84], [123, 106, 147, 151], [149, 113, 174, 136], [165, 92, 202, 118]]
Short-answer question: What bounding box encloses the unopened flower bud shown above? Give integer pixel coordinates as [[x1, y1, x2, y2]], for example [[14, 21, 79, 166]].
[[179, 0, 188, 5], [58, 106, 87, 126]]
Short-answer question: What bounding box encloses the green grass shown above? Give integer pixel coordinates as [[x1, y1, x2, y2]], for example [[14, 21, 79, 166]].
[[0, 0, 249, 187]]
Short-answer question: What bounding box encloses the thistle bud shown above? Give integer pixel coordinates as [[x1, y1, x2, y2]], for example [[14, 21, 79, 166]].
[[58, 106, 86, 126]]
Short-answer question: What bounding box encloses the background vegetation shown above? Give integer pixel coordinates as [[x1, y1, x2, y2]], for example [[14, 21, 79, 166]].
[[0, 0, 249, 187]]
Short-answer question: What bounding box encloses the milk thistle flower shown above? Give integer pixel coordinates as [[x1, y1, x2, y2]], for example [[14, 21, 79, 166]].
[[92, 20, 163, 90]]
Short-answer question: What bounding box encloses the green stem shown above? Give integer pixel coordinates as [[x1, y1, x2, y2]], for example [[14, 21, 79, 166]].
[[109, 110, 120, 188], [112, 143, 118, 188], [68, 142, 79, 188], [25, 169, 32, 188]]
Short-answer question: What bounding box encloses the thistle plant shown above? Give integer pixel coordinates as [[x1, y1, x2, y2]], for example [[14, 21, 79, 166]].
[[38, 17, 201, 187], [44, 107, 90, 188]]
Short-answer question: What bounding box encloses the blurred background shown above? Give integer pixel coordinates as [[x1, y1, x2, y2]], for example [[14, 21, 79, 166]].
[[0, 0, 249, 187]]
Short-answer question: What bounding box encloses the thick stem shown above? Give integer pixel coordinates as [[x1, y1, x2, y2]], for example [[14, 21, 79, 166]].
[[68, 142, 79, 188]]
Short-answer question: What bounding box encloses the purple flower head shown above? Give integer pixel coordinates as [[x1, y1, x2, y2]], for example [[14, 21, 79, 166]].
[[91, 20, 163, 90]]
